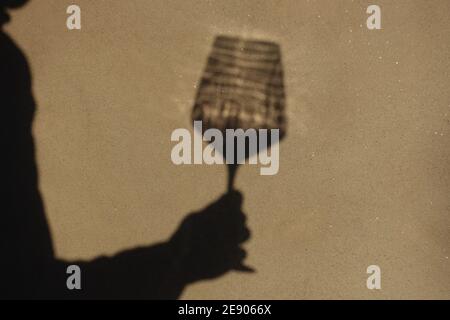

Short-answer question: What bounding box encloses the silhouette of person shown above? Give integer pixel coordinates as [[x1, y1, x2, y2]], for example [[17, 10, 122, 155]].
[[0, 1, 251, 299]]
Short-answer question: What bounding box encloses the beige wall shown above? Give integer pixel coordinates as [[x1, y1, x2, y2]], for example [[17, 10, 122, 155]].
[[6, 0, 450, 299]]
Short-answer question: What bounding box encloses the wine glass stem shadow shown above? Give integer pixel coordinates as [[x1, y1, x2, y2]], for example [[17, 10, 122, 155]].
[[227, 164, 239, 193]]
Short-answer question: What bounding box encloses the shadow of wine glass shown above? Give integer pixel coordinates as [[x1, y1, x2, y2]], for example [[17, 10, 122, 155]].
[[191, 35, 287, 191]]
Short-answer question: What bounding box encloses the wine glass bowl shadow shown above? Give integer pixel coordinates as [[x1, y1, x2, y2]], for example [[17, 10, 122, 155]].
[[192, 35, 287, 191]]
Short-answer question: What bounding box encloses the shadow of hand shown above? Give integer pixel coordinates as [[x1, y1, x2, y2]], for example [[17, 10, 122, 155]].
[[169, 190, 253, 284]]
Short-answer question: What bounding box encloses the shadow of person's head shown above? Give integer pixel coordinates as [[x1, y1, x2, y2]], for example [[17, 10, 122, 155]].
[[1, 0, 29, 9], [1, 0, 29, 26]]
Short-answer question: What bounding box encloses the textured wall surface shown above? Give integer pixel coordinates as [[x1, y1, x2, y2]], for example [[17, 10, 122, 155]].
[[5, 0, 450, 299]]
